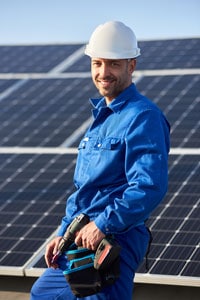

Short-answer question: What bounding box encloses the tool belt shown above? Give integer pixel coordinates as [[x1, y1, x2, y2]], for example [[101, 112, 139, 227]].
[[63, 237, 121, 298]]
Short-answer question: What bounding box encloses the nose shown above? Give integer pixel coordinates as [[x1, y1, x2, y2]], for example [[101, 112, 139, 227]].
[[99, 63, 110, 78]]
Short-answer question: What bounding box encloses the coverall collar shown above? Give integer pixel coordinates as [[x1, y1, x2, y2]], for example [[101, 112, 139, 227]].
[[90, 83, 137, 113]]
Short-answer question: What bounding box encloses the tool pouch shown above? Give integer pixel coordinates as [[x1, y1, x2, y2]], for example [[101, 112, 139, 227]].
[[63, 246, 120, 298]]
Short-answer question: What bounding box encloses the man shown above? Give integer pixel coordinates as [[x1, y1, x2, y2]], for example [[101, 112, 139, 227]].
[[30, 21, 170, 300]]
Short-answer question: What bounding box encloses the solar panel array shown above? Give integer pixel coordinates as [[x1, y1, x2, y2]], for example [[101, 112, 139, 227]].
[[0, 39, 199, 286]]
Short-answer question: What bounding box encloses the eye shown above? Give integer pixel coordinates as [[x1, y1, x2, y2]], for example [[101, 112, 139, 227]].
[[92, 61, 101, 67], [111, 61, 120, 67]]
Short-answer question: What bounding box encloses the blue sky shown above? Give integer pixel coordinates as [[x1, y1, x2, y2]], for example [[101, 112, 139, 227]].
[[0, 0, 199, 44]]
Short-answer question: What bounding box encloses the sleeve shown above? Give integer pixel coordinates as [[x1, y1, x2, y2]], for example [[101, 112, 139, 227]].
[[94, 109, 170, 234]]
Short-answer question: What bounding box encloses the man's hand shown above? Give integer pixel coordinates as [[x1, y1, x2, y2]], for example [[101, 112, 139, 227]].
[[45, 236, 62, 268], [75, 221, 105, 251]]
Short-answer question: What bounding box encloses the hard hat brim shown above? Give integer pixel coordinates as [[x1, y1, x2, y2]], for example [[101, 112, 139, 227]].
[[84, 45, 141, 59]]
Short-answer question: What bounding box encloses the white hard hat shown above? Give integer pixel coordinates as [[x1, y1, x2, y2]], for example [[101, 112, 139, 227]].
[[85, 21, 140, 59]]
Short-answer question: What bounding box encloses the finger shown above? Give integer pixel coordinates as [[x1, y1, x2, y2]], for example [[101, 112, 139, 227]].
[[45, 242, 57, 267], [45, 243, 50, 264], [45, 252, 52, 268], [74, 233, 82, 247], [53, 239, 61, 255]]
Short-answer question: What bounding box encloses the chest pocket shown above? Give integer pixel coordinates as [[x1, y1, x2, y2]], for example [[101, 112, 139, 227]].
[[78, 137, 122, 151], [94, 137, 121, 151], [75, 136, 124, 186]]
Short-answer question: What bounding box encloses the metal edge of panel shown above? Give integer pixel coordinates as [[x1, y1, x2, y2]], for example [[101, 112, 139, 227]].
[[25, 267, 46, 277], [0, 69, 200, 80], [135, 273, 200, 287], [0, 266, 24, 276]]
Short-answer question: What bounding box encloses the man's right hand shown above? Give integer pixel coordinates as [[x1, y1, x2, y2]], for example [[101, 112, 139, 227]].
[[45, 236, 62, 268]]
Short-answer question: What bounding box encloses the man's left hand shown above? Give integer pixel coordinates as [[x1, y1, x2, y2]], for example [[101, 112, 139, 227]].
[[75, 221, 105, 251]]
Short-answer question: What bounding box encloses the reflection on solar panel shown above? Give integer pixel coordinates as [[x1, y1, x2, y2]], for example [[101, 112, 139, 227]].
[[0, 38, 199, 286], [0, 79, 19, 93]]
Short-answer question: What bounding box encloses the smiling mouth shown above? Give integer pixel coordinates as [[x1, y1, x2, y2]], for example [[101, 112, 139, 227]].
[[98, 78, 114, 88], [100, 81, 111, 87]]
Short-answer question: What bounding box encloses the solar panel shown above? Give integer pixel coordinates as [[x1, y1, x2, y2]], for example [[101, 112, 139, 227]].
[[0, 39, 199, 287]]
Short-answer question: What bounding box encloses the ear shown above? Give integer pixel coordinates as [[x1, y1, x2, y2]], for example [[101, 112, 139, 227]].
[[129, 59, 136, 73]]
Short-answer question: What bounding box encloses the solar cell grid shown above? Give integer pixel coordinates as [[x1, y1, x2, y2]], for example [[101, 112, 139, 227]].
[[183, 261, 200, 277], [1, 252, 31, 267], [12, 239, 43, 253], [150, 259, 186, 276], [162, 206, 192, 218], [172, 232, 199, 246], [137, 38, 200, 70], [0, 237, 18, 251], [0, 44, 83, 73], [149, 230, 175, 244], [170, 194, 199, 206], [162, 245, 194, 261]]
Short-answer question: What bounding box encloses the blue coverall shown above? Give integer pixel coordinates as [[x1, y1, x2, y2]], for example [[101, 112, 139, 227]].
[[30, 83, 170, 300]]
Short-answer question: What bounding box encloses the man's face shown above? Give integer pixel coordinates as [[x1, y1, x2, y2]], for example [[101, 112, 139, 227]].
[[91, 58, 136, 104]]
